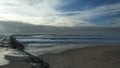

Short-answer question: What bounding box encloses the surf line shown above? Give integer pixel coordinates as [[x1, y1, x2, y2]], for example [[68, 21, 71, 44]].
[[1, 35, 49, 68]]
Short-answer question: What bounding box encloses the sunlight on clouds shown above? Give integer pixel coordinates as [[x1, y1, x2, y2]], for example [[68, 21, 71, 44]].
[[0, 4, 7, 14], [0, 5, 4, 10], [0, 13, 95, 26], [0, 0, 120, 26]]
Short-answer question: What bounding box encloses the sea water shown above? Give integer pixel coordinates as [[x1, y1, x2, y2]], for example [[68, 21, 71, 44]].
[[1, 34, 120, 66]]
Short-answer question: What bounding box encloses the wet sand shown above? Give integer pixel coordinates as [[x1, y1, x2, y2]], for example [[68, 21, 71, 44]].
[[1, 45, 120, 68]]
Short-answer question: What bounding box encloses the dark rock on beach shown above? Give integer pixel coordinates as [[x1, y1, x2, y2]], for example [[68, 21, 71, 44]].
[[1, 45, 120, 68]]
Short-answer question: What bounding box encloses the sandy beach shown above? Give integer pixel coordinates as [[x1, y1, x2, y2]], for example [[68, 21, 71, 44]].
[[1, 45, 120, 68]]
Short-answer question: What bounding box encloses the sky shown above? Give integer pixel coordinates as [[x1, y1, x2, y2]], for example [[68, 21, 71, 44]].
[[0, 0, 120, 26], [0, 21, 120, 35]]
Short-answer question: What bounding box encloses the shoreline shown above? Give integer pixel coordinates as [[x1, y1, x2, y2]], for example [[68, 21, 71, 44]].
[[1, 45, 120, 68]]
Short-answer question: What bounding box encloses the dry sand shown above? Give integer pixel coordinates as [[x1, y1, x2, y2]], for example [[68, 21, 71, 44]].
[[1, 45, 120, 68]]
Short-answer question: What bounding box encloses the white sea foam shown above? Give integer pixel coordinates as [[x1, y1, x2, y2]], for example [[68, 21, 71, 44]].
[[0, 48, 10, 66], [1, 35, 120, 66], [0, 44, 119, 66], [24, 44, 99, 56], [0, 47, 26, 66]]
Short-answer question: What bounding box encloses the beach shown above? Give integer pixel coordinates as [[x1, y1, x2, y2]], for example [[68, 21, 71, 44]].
[[1, 45, 120, 68]]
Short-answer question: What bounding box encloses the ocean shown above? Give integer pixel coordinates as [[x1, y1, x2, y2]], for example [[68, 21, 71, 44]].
[[1, 34, 120, 66]]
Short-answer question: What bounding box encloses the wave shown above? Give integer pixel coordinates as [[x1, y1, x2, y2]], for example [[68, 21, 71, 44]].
[[1, 34, 120, 66], [8, 34, 120, 56]]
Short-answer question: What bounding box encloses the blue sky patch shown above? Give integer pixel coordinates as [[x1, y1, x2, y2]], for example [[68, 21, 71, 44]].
[[0, 0, 120, 26]]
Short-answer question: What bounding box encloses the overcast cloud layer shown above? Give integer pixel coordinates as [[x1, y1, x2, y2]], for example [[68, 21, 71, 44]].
[[0, 21, 120, 35], [0, 0, 120, 26]]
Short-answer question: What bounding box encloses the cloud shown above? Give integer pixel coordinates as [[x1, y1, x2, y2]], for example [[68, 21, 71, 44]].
[[1, 20, 120, 35], [58, 2, 120, 26], [101, 17, 120, 26], [0, 0, 120, 26]]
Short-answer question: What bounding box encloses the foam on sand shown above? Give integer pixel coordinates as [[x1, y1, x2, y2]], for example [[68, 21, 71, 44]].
[[0, 48, 10, 66]]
